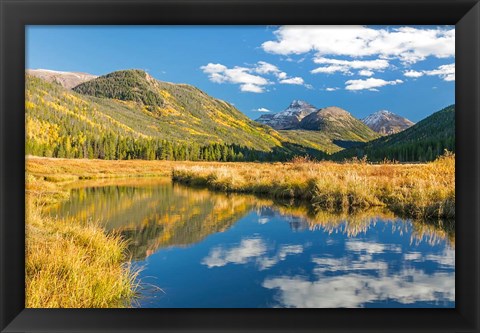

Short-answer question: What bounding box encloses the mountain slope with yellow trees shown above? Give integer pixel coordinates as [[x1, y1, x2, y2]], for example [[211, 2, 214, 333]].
[[27, 70, 326, 161]]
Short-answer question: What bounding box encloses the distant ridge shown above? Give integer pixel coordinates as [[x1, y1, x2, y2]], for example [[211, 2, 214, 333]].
[[267, 104, 381, 153], [26, 69, 98, 89], [362, 110, 414, 135]]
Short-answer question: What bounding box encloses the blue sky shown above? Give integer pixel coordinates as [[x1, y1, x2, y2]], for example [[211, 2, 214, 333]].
[[26, 25, 454, 122]]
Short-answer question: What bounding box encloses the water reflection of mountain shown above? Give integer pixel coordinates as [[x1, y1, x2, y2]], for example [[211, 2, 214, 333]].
[[50, 178, 455, 260], [49, 178, 257, 260]]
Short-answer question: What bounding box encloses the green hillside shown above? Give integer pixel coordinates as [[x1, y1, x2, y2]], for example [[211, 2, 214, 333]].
[[72, 70, 286, 150], [73, 70, 164, 107], [332, 105, 455, 162], [26, 71, 303, 161], [278, 130, 353, 154]]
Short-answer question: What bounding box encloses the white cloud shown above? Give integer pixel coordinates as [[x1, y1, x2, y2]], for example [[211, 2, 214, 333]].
[[345, 78, 403, 91], [312, 257, 388, 274], [404, 248, 455, 267], [425, 248, 455, 267], [255, 61, 308, 86], [279, 77, 305, 85], [404, 252, 423, 261], [311, 57, 389, 75], [404, 70, 424, 78], [255, 61, 281, 75], [258, 217, 270, 224], [201, 63, 269, 93], [201, 61, 311, 91], [201, 238, 267, 268], [262, 26, 454, 64], [311, 65, 348, 74], [424, 63, 455, 81], [257, 244, 304, 270], [358, 70, 374, 77], [240, 83, 265, 93], [201, 239, 304, 271], [262, 269, 455, 308], [263, 243, 455, 308], [403, 63, 454, 81], [345, 240, 402, 254], [325, 87, 339, 91], [253, 107, 271, 112], [201, 63, 227, 77]]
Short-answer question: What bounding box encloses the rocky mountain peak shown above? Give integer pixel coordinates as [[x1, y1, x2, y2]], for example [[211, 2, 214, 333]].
[[256, 100, 318, 130], [362, 110, 415, 135]]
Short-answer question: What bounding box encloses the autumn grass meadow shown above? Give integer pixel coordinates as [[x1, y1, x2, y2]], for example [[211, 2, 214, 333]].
[[172, 152, 455, 220]]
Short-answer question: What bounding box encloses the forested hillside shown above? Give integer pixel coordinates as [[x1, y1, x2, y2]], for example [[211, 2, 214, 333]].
[[25, 69, 454, 163], [25, 72, 324, 161], [332, 105, 455, 162]]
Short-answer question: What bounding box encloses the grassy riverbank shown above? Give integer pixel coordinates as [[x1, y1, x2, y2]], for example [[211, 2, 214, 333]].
[[26, 169, 140, 308], [172, 153, 455, 219], [25, 156, 239, 307], [25, 153, 454, 307]]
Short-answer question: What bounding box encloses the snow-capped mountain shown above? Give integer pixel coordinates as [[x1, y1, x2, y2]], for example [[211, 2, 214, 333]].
[[256, 100, 318, 130], [362, 110, 415, 135], [26, 69, 98, 89]]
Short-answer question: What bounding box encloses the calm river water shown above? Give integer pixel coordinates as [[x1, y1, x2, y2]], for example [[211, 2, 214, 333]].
[[49, 178, 455, 308]]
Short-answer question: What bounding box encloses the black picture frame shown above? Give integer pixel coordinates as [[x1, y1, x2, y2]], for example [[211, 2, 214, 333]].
[[1, 0, 479, 332]]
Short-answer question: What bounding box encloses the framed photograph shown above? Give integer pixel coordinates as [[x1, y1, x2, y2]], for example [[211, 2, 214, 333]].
[[1, 0, 479, 332]]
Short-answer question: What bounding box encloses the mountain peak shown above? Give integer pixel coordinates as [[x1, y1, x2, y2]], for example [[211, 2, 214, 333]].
[[73, 69, 164, 106], [362, 110, 415, 135], [298, 106, 380, 143], [256, 100, 317, 130], [317, 106, 351, 117], [376, 109, 393, 115], [288, 100, 314, 108]]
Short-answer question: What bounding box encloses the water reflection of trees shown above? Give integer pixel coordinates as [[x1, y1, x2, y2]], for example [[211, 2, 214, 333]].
[[255, 199, 455, 247], [49, 178, 257, 260], [50, 178, 455, 261]]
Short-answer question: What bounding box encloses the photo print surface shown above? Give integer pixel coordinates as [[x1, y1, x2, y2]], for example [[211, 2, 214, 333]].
[[25, 25, 455, 308]]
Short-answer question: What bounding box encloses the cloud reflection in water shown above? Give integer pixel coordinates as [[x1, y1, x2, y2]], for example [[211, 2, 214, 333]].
[[263, 241, 455, 308]]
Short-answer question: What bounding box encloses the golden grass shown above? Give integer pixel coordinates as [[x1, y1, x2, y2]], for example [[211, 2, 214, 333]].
[[26, 155, 177, 181], [25, 174, 139, 308], [26, 156, 248, 182], [172, 152, 455, 220]]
